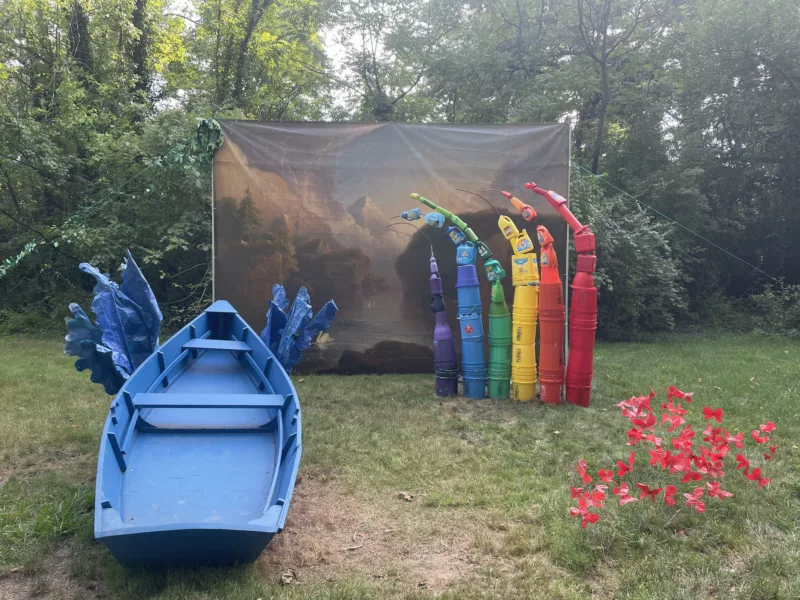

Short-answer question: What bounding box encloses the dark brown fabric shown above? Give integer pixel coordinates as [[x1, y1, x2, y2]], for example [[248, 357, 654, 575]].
[[213, 120, 569, 373]]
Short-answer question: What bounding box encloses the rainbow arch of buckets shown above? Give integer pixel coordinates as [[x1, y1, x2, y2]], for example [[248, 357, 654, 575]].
[[407, 183, 597, 407]]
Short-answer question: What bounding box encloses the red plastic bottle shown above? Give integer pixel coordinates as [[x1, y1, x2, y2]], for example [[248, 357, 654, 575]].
[[536, 225, 565, 404]]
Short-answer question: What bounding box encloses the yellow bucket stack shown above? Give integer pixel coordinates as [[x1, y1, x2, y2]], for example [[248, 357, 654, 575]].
[[498, 216, 539, 401]]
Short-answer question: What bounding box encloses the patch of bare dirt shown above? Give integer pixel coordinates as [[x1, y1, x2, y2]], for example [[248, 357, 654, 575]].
[[258, 474, 481, 592], [0, 543, 101, 600]]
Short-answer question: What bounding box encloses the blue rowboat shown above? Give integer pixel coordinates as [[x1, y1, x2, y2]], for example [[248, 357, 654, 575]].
[[94, 300, 301, 565]]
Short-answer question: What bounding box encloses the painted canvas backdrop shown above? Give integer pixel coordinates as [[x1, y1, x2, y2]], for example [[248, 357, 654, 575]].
[[213, 120, 570, 373]]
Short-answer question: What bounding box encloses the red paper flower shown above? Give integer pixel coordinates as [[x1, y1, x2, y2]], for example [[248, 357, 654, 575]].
[[636, 483, 663, 501], [598, 469, 615, 483], [752, 430, 770, 444], [702, 406, 723, 423]]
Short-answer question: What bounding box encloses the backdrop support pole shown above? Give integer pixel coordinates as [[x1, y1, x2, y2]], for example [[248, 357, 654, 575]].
[[211, 157, 216, 302]]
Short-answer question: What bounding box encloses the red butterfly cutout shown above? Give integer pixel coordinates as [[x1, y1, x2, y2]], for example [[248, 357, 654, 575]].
[[682, 470, 703, 483], [706, 481, 733, 499], [570, 487, 583, 498], [581, 512, 599, 528], [598, 470, 615, 483], [745, 467, 762, 481], [760, 422, 776, 433], [702, 406, 723, 423], [770, 445, 777, 455], [577, 460, 593, 484], [764, 452, 772, 461], [636, 483, 663, 501], [683, 487, 706, 513], [632, 409, 656, 429], [735, 453, 749, 471], [616, 452, 635, 478], [757, 478, 770, 490], [627, 428, 643, 446], [725, 431, 744, 448], [751, 430, 770, 444], [643, 433, 663, 448], [664, 485, 678, 506], [612, 482, 637, 506]]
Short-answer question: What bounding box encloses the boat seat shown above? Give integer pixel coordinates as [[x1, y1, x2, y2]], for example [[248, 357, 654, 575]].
[[182, 339, 252, 352], [133, 393, 285, 409]]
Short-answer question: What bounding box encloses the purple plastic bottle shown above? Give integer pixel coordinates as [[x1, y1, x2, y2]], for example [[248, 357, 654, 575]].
[[430, 255, 458, 396]]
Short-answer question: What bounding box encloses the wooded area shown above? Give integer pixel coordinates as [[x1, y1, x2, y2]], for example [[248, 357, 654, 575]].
[[1, 0, 798, 338]]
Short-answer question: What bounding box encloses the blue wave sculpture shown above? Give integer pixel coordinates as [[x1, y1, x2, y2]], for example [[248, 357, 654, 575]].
[[64, 250, 163, 394], [259, 284, 337, 372]]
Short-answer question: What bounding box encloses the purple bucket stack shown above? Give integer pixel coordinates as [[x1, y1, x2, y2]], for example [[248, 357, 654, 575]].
[[430, 256, 458, 396]]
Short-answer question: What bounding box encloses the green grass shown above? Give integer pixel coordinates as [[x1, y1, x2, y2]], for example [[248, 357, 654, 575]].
[[1, 334, 799, 599]]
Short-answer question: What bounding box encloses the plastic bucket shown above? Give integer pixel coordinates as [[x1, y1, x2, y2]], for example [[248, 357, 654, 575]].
[[511, 344, 535, 367], [512, 382, 536, 402], [463, 376, 486, 399], [455, 265, 480, 289], [462, 359, 486, 399]]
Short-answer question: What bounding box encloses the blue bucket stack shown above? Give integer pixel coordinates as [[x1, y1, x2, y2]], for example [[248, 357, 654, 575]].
[[455, 242, 486, 398]]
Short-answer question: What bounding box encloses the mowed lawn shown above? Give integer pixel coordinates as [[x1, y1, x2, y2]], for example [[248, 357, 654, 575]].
[[1, 334, 799, 599]]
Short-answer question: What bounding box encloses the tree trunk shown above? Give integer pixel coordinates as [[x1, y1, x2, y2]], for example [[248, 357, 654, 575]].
[[68, 0, 93, 81], [130, 0, 150, 97], [591, 62, 609, 174], [232, 0, 272, 103]]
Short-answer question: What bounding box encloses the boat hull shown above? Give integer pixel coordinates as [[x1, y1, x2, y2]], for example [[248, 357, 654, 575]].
[[94, 301, 301, 566], [101, 528, 276, 566]]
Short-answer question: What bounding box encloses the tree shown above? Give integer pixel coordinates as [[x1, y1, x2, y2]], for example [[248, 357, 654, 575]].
[[575, 0, 669, 173]]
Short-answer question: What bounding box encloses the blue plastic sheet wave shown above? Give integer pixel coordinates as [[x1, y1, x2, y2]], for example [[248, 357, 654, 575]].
[[260, 284, 338, 373], [64, 250, 162, 395]]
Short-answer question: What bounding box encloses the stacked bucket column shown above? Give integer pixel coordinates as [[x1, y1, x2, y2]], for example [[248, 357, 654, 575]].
[[536, 225, 565, 404], [413, 193, 509, 400], [429, 255, 458, 396], [497, 215, 539, 401], [525, 182, 597, 407], [455, 242, 486, 398], [488, 281, 511, 399]]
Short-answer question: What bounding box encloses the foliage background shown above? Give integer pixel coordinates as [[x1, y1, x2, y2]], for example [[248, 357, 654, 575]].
[[1, 0, 798, 338]]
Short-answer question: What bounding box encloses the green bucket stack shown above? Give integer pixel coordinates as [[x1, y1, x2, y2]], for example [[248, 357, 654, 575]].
[[488, 280, 512, 399]]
